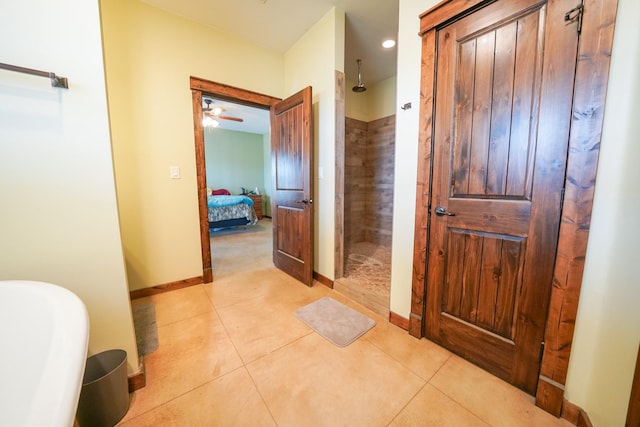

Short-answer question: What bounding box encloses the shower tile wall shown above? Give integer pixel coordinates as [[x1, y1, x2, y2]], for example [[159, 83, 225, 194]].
[[344, 115, 396, 261], [345, 117, 368, 260], [364, 115, 395, 246]]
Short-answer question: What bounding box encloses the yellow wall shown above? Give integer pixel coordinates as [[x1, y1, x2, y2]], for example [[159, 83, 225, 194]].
[[367, 77, 398, 120], [0, 0, 138, 371], [345, 78, 370, 121], [345, 76, 397, 122], [395, 0, 639, 424], [100, 0, 285, 290], [392, 0, 440, 317], [284, 7, 345, 279]]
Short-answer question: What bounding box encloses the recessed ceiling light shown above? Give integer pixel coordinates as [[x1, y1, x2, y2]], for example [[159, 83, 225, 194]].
[[382, 39, 396, 49]]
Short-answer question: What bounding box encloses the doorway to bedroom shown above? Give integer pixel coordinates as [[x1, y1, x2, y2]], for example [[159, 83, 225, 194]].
[[201, 97, 273, 280], [209, 218, 273, 280], [190, 78, 281, 283]]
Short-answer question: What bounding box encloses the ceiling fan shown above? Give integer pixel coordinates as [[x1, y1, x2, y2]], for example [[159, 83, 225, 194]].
[[202, 99, 244, 125]]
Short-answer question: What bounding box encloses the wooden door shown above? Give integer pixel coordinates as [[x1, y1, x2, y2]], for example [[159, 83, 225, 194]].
[[270, 87, 314, 286], [424, 0, 579, 393]]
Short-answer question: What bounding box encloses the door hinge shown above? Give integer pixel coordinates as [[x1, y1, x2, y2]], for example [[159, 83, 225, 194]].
[[540, 341, 546, 362], [564, 2, 584, 34], [560, 188, 566, 212]]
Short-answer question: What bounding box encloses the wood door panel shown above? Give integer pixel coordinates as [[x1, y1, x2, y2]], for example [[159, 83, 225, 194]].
[[439, 313, 515, 381], [451, 8, 542, 200], [506, 10, 542, 197], [275, 205, 305, 260], [486, 24, 517, 196], [446, 199, 531, 236], [493, 238, 524, 338], [475, 237, 503, 330], [467, 30, 494, 196], [274, 105, 304, 191], [424, 0, 579, 394], [459, 231, 482, 322], [442, 229, 525, 339], [442, 230, 466, 317]]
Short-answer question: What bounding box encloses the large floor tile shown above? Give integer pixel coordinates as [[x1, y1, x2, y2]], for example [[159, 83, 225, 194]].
[[389, 383, 489, 426], [247, 333, 425, 427], [119, 367, 275, 427], [122, 221, 574, 427], [137, 284, 213, 327], [363, 320, 451, 381], [120, 311, 243, 421], [203, 267, 331, 310], [214, 291, 316, 363], [430, 355, 573, 427]]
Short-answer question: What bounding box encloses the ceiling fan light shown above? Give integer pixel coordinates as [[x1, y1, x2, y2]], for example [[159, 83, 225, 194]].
[[203, 116, 220, 128], [211, 107, 223, 116]]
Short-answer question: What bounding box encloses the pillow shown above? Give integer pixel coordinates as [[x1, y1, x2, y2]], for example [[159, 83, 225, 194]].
[[212, 188, 231, 196]]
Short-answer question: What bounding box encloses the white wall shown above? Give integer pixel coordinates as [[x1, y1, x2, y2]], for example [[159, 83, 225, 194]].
[[0, 0, 139, 371], [564, 0, 640, 424], [284, 7, 345, 279]]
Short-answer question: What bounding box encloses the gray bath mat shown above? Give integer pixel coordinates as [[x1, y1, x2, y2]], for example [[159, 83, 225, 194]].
[[294, 297, 376, 347], [132, 302, 159, 356]]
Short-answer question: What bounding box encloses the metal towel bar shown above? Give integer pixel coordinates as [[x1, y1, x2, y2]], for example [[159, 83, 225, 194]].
[[0, 62, 69, 89]]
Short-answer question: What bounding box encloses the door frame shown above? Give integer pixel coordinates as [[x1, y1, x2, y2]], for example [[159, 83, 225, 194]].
[[409, 0, 619, 417], [189, 77, 281, 283]]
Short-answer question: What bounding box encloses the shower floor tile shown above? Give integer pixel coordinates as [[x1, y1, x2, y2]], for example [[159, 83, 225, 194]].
[[337, 242, 391, 317]]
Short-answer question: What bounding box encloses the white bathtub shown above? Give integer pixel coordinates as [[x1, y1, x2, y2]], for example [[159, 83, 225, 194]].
[[0, 280, 89, 427]]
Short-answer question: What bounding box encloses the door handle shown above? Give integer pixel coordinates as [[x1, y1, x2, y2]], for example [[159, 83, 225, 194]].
[[434, 206, 455, 216], [296, 198, 313, 205]]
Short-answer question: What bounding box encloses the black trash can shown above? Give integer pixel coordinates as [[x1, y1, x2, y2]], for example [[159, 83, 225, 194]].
[[76, 349, 129, 427]]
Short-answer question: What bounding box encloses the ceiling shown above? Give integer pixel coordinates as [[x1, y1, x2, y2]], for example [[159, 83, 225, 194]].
[[144, 0, 399, 134], [141, 0, 399, 87]]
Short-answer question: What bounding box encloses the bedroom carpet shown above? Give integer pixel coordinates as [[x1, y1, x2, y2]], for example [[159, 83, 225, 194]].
[[132, 302, 159, 356], [294, 297, 376, 347]]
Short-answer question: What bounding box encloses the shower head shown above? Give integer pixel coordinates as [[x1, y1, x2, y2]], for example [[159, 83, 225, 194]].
[[352, 59, 367, 93]]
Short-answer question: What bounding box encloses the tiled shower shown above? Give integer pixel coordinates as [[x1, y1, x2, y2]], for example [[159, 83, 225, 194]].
[[336, 115, 395, 316]]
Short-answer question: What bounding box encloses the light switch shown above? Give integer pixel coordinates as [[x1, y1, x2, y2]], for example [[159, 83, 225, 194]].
[[169, 166, 180, 179], [318, 166, 324, 180]]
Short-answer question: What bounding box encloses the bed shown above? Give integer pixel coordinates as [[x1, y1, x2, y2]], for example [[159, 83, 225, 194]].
[[207, 192, 258, 230]]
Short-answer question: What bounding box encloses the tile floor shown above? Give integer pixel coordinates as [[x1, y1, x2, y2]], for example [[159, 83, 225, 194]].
[[121, 220, 572, 426]]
